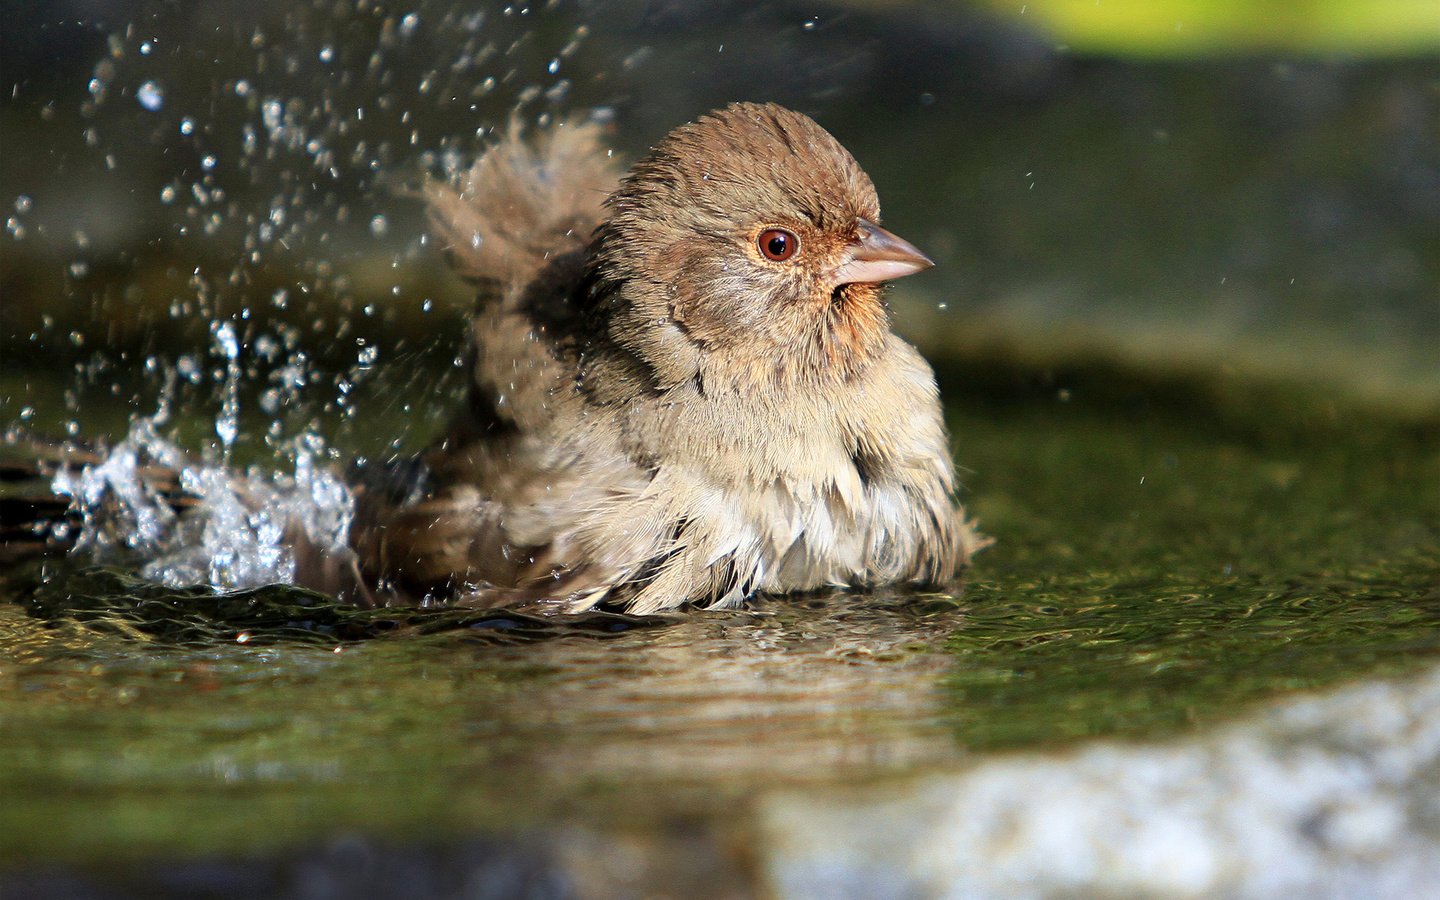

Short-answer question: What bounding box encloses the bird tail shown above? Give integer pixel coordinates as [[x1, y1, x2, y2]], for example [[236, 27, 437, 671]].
[[425, 114, 621, 302]]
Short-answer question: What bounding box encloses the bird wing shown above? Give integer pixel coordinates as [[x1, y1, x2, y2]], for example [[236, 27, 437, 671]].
[[347, 119, 632, 605]]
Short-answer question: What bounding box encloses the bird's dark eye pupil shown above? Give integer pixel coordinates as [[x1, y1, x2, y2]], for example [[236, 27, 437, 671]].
[[758, 228, 797, 261]]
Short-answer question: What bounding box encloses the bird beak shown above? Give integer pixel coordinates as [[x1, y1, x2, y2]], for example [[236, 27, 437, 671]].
[[830, 219, 935, 285]]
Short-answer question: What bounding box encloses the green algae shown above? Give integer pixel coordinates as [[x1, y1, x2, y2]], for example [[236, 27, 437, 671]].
[[939, 357, 1439, 749]]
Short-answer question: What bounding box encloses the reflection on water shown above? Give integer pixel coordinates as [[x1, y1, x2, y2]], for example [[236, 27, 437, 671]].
[[464, 592, 968, 793], [5, 574, 972, 792]]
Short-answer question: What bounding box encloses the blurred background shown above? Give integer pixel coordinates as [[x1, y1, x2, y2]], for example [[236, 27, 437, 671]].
[[1, 0, 1438, 437]]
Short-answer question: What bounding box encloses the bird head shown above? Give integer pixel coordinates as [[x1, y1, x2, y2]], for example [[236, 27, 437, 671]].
[[591, 102, 932, 383]]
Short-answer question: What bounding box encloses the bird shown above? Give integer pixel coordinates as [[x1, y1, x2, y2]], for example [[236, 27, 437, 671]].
[[342, 102, 988, 614]]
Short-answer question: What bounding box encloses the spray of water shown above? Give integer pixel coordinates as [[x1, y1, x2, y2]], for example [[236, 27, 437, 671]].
[[51, 378, 354, 592], [22, 2, 598, 595]]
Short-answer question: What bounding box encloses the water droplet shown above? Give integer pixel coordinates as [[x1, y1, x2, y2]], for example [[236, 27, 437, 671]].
[[319, 46, 334, 63], [14, 195, 32, 214], [369, 214, 388, 237], [212, 321, 241, 360], [201, 154, 217, 170], [136, 80, 164, 111], [159, 185, 176, 204], [399, 12, 420, 36], [179, 117, 195, 136], [234, 79, 251, 98], [140, 41, 154, 55], [176, 355, 201, 382], [544, 80, 571, 104], [547, 58, 560, 75], [803, 18, 818, 30], [211, 321, 243, 453], [261, 99, 283, 132]]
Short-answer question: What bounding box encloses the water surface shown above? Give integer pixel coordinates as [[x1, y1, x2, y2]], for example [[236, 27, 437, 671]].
[[2, 357, 1436, 890]]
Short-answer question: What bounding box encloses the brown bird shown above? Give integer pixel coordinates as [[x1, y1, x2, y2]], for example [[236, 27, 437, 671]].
[[345, 102, 987, 613]]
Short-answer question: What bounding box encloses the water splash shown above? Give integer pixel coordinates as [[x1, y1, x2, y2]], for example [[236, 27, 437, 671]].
[[211, 320, 242, 458], [50, 416, 185, 559], [53, 411, 355, 593], [14, 2, 603, 597]]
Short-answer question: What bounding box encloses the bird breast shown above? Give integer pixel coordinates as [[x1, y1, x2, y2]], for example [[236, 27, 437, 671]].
[[610, 358, 933, 597]]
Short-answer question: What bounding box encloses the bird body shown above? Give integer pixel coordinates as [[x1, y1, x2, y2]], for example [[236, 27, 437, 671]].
[[351, 103, 985, 613]]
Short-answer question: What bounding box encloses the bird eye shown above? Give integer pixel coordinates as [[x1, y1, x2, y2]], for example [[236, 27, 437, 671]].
[[757, 228, 798, 262]]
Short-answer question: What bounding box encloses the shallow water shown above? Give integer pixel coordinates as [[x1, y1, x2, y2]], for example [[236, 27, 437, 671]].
[[2, 358, 1436, 892]]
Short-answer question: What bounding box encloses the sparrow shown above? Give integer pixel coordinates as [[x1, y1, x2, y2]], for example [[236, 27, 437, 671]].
[[345, 102, 987, 613]]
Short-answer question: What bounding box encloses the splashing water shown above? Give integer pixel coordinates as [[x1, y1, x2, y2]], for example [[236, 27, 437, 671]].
[[52, 411, 355, 593], [6, 1, 605, 597], [211, 320, 243, 458]]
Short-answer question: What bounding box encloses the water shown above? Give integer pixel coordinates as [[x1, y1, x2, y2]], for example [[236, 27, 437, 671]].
[[2, 356, 1437, 894], [2, 1, 1438, 896], [46, 414, 353, 592]]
